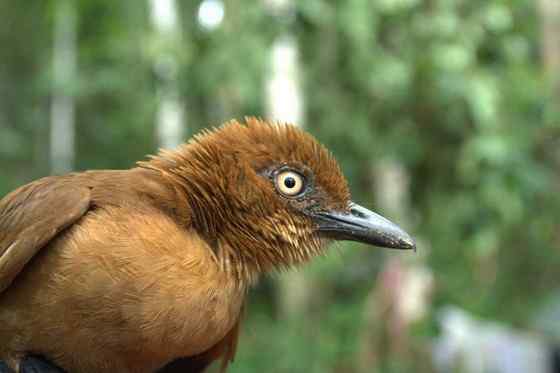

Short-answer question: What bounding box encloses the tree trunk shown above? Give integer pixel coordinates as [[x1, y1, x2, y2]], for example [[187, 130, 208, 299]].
[[265, 36, 304, 126], [539, 0, 560, 108], [50, 0, 76, 174], [149, 0, 185, 149], [264, 0, 309, 319], [538, 0, 560, 185], [539, 0, 560, 98], [358, 160, 434, 372]]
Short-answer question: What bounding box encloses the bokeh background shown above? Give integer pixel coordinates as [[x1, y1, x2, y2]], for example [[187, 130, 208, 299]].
[[1, 0, 560, 372]]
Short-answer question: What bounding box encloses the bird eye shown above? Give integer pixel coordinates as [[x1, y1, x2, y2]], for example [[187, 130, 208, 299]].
[[276, 171, 305, 197]]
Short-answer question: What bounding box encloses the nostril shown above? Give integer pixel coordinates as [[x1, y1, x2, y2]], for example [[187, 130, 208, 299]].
[[350, 207, 367, 219]]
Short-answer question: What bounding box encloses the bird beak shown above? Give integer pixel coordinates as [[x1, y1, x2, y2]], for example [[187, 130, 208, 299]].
[[313, 202, 416, 250]]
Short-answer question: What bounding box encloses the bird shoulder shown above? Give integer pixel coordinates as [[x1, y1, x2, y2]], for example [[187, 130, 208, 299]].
[[0, 175, 91, 295]]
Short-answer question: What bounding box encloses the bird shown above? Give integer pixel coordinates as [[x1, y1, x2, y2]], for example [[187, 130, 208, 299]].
[[0, 118, 415, 373]]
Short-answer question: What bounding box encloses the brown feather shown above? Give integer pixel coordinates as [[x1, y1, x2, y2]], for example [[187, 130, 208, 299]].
[[0, 118, 352, 372]]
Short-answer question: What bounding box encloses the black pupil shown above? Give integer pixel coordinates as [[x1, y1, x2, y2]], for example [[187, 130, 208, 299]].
[[284, 176, 297, 189]]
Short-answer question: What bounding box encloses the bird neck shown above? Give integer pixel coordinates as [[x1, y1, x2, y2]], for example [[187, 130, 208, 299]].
[[207, 217, 327, 286], [138, 152, 327, 286]]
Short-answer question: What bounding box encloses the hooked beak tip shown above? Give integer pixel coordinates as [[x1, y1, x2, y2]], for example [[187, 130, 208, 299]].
[[399, 235, 417, 252]]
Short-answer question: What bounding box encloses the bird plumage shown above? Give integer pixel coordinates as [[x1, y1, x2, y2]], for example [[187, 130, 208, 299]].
[[0, 118, 414, 372]]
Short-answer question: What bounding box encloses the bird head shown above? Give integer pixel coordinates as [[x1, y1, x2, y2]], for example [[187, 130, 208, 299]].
[[143, 118, 415, 282]]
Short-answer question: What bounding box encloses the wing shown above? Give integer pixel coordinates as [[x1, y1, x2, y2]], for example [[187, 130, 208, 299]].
[[0, 177, 91, 294]]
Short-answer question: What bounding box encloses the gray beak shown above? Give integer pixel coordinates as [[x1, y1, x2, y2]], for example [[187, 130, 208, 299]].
[[313, 202, 416, 250]]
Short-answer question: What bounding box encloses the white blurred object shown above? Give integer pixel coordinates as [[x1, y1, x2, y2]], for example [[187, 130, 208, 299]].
[[433, 306, 552, 373], [197, 0, 224, 30], [149, 0, 185, 149]]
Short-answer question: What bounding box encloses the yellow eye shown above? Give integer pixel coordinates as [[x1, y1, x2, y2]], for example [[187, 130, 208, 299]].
[[276, 171, 305, 197]]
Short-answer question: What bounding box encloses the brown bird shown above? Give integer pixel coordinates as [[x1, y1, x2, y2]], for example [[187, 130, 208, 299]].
[[0, 118, 415, 373]]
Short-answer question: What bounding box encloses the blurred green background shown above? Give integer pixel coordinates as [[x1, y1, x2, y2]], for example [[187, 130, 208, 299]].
[[1, 1, 560, 372]]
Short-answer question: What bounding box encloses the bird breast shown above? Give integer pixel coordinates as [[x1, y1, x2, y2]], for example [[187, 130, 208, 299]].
[[0, 205, 246, 372]]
